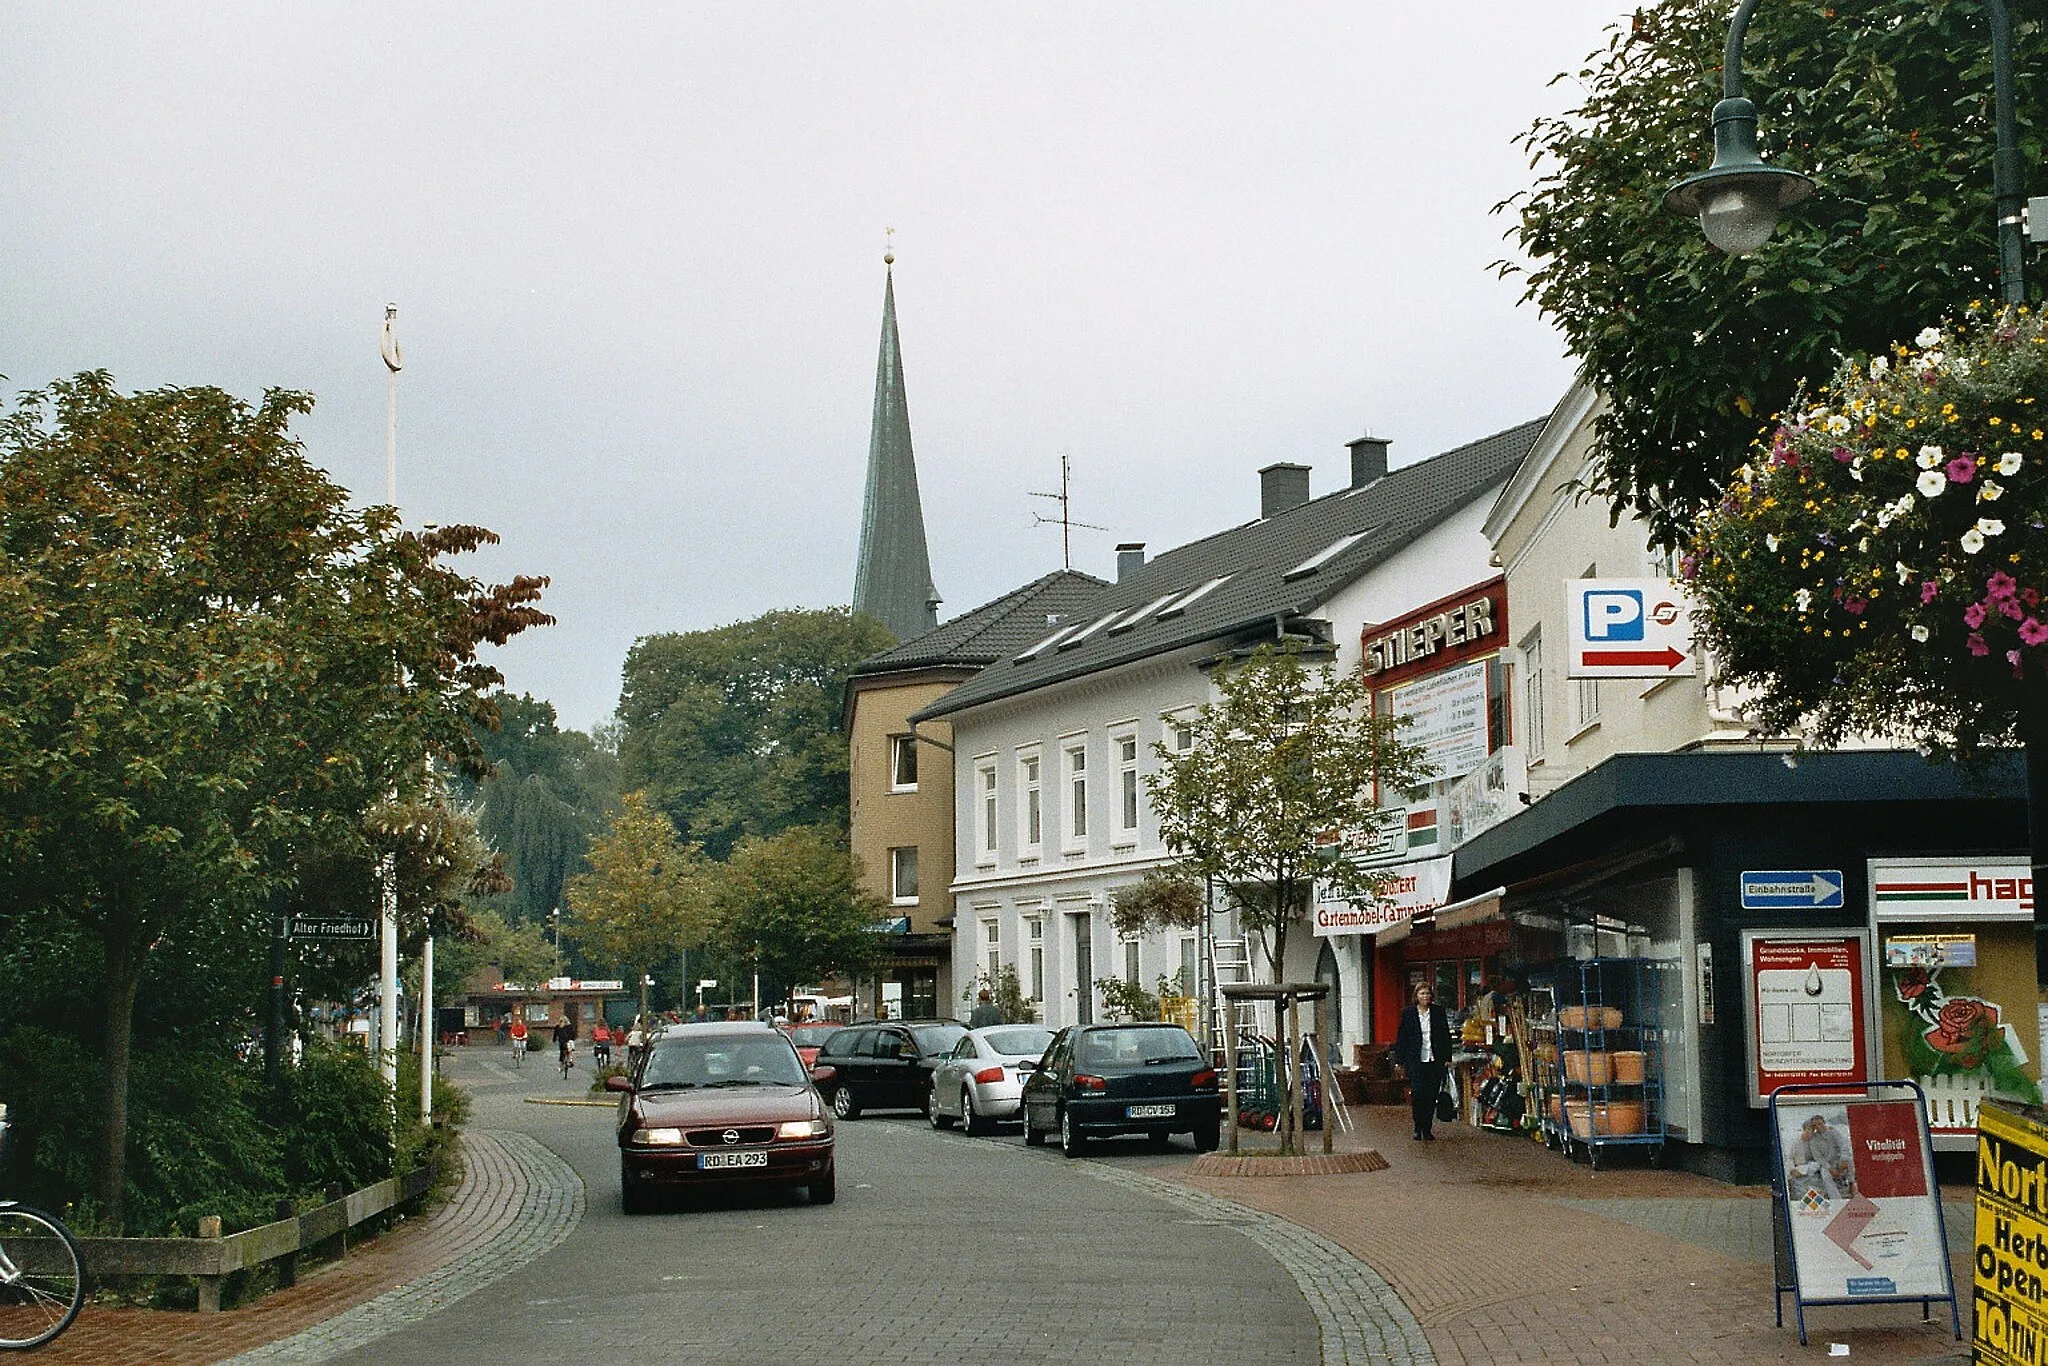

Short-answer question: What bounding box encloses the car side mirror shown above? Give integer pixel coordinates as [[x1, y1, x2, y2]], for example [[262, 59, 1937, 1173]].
[[603, 1074, 633, 1093]]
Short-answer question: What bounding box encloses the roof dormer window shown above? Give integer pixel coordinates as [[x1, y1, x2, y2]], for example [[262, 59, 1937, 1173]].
[[1156, 575, 1231, 620], [1283, 531, 1369, 580]]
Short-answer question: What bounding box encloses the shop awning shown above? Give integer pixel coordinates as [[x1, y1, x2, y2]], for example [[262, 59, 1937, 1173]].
[[1372, 886, 1504, 947]]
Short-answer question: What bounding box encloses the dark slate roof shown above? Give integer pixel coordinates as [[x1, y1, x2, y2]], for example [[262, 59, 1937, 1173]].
[[915, 418, 1544, 721], [851, 569, 1110, 677], [853, 267, 940, 641]]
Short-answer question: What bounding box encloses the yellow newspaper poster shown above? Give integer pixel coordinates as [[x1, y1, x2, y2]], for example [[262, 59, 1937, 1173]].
[[1976, 1103, 2048, 1363]]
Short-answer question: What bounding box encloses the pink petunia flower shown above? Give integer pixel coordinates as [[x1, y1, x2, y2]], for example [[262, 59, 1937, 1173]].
[[1922, 581, 1940, 605], [1965, 601, 1989, 629], [2003, 597, 2028, 621], [1969, 633, 1992, 657], [2023, 618, 2048, 647], [1947, 454, 1979, 483], [1833, 446, 1854, 463], [1987, 572, 2019, 601]]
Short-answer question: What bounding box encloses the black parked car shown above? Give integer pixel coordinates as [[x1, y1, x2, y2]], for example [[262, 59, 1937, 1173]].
[[1019, 1022, 1221, 1157], [808, 1019, 968, 1119]]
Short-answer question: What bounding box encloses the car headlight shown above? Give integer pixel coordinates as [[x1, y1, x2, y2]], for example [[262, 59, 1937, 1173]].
[[777, 1119, 830, 1140], [629, 1127, 685, 1145]]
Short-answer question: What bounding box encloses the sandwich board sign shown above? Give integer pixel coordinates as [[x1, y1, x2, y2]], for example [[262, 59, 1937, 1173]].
[[1565, 578, 1697, 678]]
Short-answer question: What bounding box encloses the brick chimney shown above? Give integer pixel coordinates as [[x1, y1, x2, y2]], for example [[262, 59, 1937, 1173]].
[[1259, 463, 1311, 519], [1347, 435, 1389, 488]]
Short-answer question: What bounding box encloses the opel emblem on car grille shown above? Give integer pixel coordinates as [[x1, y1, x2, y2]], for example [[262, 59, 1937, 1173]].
[[722, 1129, 739, 1145]]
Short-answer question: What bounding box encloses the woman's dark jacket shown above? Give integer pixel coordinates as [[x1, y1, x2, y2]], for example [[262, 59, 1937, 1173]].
[[1391, 1004, 1453, 1073]]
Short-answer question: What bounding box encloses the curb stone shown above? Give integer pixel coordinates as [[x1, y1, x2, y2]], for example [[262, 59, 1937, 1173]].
[[220, 1130, 583, 1365]]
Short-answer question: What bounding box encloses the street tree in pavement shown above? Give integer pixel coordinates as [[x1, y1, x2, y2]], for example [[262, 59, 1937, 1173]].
[[565, 791, 712, 989], [1501, 0, 2047, 548], [708, 825, 883, 1009], [616, 607, 896, 859], [1147, 643, 1432, 989], [0, 373, 550, 1231]]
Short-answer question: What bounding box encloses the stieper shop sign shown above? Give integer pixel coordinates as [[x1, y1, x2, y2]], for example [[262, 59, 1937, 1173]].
[[1566, 578, 1696, 678]]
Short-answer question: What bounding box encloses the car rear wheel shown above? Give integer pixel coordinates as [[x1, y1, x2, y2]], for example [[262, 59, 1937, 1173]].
[[961, 1086, 986, 1137], [929, 1080, 955, 1129], [1022, 1105, 1046, 1146], [1059, 1106, 1086, 1159], [1192, 1117, 1220, 1152], [808, 1169, 836, 1205], [831, 1084, 860, 1120]]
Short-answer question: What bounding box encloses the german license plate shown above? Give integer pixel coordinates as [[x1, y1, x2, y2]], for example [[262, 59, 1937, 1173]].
[[1126, 1103, 1176, 1119], [698, 1150, 769, 1170]]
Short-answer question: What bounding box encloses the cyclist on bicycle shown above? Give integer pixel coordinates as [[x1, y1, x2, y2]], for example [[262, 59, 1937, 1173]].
[[508, 1016, 528, 1063], [552, 1018, 577, 1075], [592, 1021, 612, 1066]]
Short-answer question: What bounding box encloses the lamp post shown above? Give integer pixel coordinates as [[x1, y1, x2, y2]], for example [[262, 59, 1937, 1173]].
[[1664, 0, 2025, 308]]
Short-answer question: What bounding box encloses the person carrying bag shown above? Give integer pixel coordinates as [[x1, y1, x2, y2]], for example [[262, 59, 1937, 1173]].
[[1393, 982, 1454, 1141]]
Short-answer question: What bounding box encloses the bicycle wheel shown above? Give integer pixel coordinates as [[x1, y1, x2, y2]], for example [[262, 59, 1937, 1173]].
[[0, 1204, 85, 1350]]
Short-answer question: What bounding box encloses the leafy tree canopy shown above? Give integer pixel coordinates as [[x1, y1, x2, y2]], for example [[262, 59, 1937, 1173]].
[[616, 608, 895, 859], [458, 692, 620, 924], [707, 825, 884, 998], [1503, 0, 2046, 546], [0, 372, 549, 1228], [565, 790, 712, 982], [1147, 643, 1433, 985]]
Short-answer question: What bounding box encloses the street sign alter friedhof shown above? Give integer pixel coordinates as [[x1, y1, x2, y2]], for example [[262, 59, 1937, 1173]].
[[286, 916, 376, 942], [1565, 578, 1697, 678]]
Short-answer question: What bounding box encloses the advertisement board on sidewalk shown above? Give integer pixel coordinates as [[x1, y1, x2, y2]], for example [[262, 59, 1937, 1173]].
[[1976, 1101, 2048, 1365], [1742, 931, 1877, 1107], [1775, 1095, 1949, 1301]]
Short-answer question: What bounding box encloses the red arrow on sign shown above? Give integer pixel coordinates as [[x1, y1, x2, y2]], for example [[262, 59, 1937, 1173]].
[[1582, 646, 1687, 669]]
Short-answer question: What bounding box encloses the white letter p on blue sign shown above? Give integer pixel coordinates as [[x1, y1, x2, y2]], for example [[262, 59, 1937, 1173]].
[[1584, 589, 1645, 641]]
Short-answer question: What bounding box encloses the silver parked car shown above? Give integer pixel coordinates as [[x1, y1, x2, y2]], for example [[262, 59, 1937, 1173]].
[[927, 1025, 1056, 1136]]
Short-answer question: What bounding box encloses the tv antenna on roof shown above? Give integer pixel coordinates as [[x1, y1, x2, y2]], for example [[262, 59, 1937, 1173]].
[[1030, 451, 1106, 570]]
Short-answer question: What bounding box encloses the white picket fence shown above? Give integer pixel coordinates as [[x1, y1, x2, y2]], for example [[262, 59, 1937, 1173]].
[[1917, 1071, 1996, 1130]]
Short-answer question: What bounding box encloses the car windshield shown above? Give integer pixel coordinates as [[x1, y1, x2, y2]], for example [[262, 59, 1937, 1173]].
[[640, 1036, 808, 1089], [910, 1023, 968, 1053], [788, 1024, 840, 1047], [983, 1027, 1054, 1058], [1077, 1027, 1201, 1067]]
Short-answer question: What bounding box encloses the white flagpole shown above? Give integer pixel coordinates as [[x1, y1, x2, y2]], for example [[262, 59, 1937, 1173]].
[[379, 304, 404, 1099]]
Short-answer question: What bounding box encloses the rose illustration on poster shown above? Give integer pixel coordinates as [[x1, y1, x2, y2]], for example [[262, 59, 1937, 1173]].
[[1886, 966, 2040, 1103]]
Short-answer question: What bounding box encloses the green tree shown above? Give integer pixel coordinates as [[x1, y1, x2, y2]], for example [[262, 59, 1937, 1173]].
[[1148, 644, 1432, 989], [432, 905, 560, 994], [616, 608, 896, 858], [565, 792, 711, 993], [708, 826, 884, 1005], [460, 692, 620, 924], [1502, 0, 2047, 546], [0, 373, 549, 1230]]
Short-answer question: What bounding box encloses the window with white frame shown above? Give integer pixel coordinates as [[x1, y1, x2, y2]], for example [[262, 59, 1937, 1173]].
[[1179, 937, 1198, 996], [1064, 739, 1088, 847], [890, 846, 918, 904], [1123, 936, 1141, 986], [1115, 734, 1140, 840], [1018, 750, 1042, 855], [1573, 566, 1601, 730], [984, 919, 1001, 982], [1520, 628, 1546, 761], [1170, 715, 1195, 752], [889, 735, 918, 791], [1027, 917, 1044, 1001], [975, 759, 998, 863]]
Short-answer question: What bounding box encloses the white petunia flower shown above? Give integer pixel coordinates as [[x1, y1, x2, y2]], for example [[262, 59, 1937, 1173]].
[[1795, 588, 1814, 612], [1825, 415, 1851, 435], [1962, 528, 1987, 554], [1850, 458, 1866, 482], [1979, 517, 2007, 538], [1896, 562, 1913, 584], [1918, 469, 1948, 498], [1917, 446, 1944, 468], [1917, 326, 1943, 348], [1911, 625, 1930, 643], [1765, 534, 1781, 552], [1895, 494, 1918, 517], [1876, 507, 1895, 529], [1858, 537, 1871, 553], [1870, 355, 1889, 376], [1981, 480, 2005, 502], [1999, 451, 2024, 475]]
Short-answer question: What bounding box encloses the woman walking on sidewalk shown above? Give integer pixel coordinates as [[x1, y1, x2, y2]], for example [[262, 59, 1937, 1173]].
[[1393, 982, 1452, 1141]]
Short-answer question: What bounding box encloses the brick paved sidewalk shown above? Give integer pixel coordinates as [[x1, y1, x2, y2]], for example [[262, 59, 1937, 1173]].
[[1147, 1103, 1972, 1366], [34, 1130, 582, 1366]]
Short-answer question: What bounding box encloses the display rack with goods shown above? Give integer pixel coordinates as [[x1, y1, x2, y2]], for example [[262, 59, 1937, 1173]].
[[1535, 957, 1666, 1168]]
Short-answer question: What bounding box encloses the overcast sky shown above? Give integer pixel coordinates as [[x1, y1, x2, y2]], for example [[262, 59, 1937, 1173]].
[[3, 3, 1633, 732]]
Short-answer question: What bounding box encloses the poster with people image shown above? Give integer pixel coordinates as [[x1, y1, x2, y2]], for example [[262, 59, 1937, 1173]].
[[1774, 1095, 1950, 1302]]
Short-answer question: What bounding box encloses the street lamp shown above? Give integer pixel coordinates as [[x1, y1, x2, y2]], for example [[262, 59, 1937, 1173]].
[[1665, 0, 2026, 300]]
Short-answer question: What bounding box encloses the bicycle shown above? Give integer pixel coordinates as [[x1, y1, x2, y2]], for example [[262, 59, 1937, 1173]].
[[0, 1104, 86, 1351], [510, 1033, 527, 1066], [558, 1042, 575, 1080]]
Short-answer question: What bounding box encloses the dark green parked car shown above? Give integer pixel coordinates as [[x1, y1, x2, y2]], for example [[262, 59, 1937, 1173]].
[[1019, 1022, 1221, 1157]]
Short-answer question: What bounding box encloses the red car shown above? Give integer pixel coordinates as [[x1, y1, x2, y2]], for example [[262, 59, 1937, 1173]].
[[784, 1021, 844, 1069], [607, 1021, 835, 1212]]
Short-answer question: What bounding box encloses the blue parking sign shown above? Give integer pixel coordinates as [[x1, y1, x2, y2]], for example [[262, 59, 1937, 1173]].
[[1583, 588, 1646, 641]]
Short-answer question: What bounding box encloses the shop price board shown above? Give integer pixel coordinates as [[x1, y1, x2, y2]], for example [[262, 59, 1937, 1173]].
[[1976, 1102, 2048, 1364], [1769, 1081, 1960, 1346], [1742, 931, 1877, 1107]]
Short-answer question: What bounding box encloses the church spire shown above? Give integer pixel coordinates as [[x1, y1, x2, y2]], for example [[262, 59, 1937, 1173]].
[[853, 249, 940, 641]]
